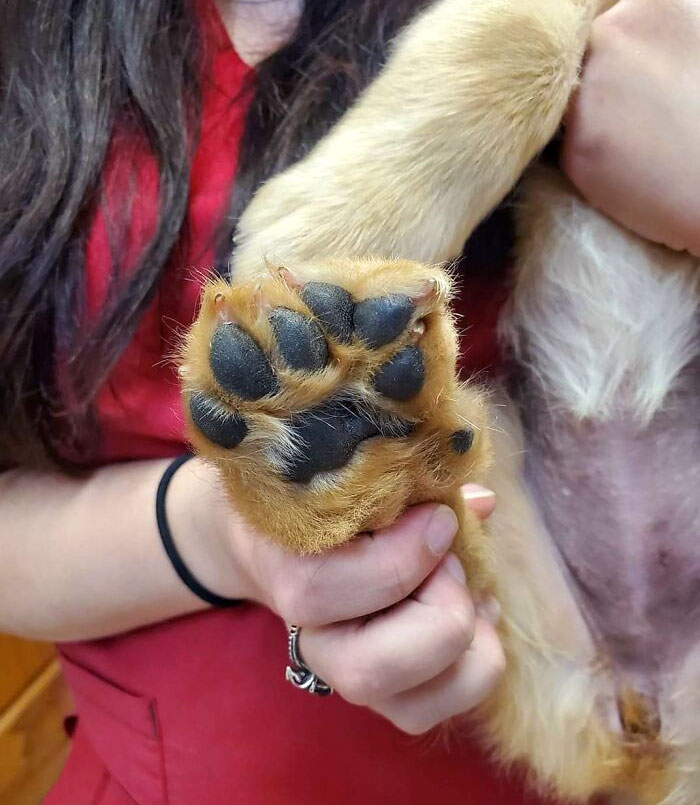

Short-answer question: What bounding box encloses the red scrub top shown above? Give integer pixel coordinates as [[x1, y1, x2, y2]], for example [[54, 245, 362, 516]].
[[47, 4, 545, 803]]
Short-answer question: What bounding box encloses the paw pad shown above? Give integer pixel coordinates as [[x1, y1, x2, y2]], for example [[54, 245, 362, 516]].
[[301, 282, 354, 343], [209, 324, 278, 400], [282, 400, 380, 483], [189, 392, 249, 449], [269, 308, 328, 371], [451, 428, 474, 454], [353, 294, 415, 348], [373, 345, 425, 401]]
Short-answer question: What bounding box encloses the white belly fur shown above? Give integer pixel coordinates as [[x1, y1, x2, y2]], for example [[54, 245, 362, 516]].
[[484, 166, 700, 804]]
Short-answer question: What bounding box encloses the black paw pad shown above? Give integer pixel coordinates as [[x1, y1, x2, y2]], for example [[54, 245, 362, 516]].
[[451, 428, 474, 454], [270, 308, 328, 371], [209, 324, 278, 400], [283, 400, 380, 483], [373, 346, 425, 401], [189, 392, 249, 449], [301, 283, 355, 344], [353, 294, 414, 349]]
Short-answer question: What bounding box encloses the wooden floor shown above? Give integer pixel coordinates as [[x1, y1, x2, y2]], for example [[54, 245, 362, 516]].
[[0, 637, 73, 805]]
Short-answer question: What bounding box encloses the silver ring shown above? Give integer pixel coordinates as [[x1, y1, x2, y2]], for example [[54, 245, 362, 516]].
[[285, 625, 333, 696]]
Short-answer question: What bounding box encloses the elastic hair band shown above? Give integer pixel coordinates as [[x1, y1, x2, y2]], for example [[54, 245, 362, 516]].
[[156, 454, 240, 608]]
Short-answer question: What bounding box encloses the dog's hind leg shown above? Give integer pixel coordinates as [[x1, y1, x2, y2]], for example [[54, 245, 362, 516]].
[[233, 0, 603, 279]]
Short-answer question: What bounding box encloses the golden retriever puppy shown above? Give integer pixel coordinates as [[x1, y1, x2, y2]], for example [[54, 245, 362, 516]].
[[180, 1, 700, 801]]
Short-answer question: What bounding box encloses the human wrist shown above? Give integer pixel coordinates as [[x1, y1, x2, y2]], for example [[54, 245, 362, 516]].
[[164, 456, 254, 603]]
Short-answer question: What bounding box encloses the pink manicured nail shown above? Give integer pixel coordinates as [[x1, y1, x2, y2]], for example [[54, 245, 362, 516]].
[[426, 505, 458, 555], [460, 483, 495, 502]]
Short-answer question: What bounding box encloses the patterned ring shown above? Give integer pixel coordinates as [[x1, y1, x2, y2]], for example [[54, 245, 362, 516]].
[[285, 625, 333, 696]]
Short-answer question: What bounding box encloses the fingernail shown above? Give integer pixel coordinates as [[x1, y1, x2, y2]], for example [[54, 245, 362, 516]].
[[475, 595, 501, 625], [460, 484, 495, 502], [444, 552, 467, 586], [426, 505, 458, 555]]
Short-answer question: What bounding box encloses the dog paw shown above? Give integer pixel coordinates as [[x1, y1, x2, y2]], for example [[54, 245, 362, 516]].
[[180, 257, 490, 553]]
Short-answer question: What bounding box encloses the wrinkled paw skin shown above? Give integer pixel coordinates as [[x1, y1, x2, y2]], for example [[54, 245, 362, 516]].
[[180, 257, 491, 557]]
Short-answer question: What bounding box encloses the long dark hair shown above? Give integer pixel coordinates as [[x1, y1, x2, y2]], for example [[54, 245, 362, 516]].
[[0, 0, 202, 465], [0, 0, 500, 468]]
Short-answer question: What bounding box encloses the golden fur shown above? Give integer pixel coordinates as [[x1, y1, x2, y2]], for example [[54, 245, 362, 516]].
[[181, 259, 490, 566]]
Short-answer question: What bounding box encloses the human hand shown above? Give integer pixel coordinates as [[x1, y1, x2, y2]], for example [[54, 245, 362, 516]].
[[562, 0, 700, 257], [218, 484, 503, 735]]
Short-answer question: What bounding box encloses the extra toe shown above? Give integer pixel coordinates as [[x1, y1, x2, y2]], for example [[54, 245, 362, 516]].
[[353, 294, 415, 349], [270, 308, 328, 371], [373, 346, 425, 401], [299, 284, 418, 351], [209, 324, 278, 400], [301, 283, 355, 344]]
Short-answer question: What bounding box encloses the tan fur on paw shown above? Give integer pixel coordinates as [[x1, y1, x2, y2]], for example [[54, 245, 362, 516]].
[[180, 257, 491, 561]]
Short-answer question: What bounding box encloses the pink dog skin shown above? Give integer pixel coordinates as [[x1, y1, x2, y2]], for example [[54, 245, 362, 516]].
[[512, 357, 700, 730]]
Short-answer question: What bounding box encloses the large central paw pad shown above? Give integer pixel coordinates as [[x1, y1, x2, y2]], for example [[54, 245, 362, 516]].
[[180, 258, 487, 552]]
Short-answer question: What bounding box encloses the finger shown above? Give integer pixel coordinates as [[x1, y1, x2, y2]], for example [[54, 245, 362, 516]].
[[300, 555, 475, 704], [474, 594, 501, 626], [258, 503, 459, 627], [413, 553, 472, 613], [372, 617, 505, 736], [460, 484, 495, 520]]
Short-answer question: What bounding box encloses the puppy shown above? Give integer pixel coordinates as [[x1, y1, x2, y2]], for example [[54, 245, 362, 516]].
[[180, 1, 700, 801]]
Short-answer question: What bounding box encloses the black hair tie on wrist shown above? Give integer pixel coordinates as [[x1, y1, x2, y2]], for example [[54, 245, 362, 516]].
[[157, 453, 240, 608]]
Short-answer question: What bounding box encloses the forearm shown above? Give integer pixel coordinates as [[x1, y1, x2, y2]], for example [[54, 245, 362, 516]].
[[0, 457, 248, 642]]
